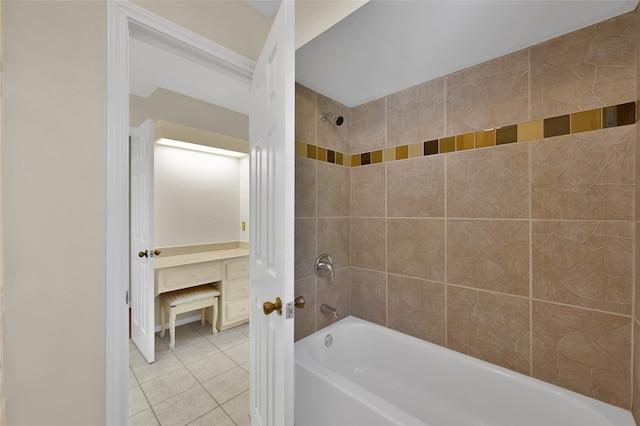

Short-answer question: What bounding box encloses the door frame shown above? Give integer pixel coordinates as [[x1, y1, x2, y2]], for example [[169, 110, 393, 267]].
[[105, 2, 255, 422]]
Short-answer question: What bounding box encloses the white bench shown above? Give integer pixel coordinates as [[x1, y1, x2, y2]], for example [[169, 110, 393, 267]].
[[159, 284, 221, 349]]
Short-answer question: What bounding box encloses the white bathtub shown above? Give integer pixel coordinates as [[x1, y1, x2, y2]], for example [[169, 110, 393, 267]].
[[294, 316, 635, 426]]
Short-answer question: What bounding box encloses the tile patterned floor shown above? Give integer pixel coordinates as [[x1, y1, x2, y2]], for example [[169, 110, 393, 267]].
[[129, 321, 251, 426]]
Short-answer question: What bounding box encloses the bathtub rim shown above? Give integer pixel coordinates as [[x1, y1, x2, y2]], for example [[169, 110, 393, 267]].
[[294, 315, 634, 426]]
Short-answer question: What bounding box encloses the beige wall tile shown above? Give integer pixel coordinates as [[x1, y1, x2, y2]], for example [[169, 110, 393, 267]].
[[446, 49, 529, 135], [350, 218, 386, 271], [387, 156, 445, 218], [295, 83, 317, 144], [387, 218, 444, 281], [633, 320, 640, 423], [531, 12, 635, 119], [295, 157, 316, 218], [531, 126, 634, 220], [532, 221, 633, 315], [350, 97, 385, 154], [636, 122, 640, 222], [295, 218, 316, 280], [351, 163, 385, 217], [294, 277, 316, 342], [386, 78, 445, 146], [351, 268, 387, 326], [532, 301, 631, 409], [447, 286, 530, 374], [388, 274, 445, 345], [317, 218, 350, 270], [447, 220, 529, 296], [317, 94, 350, 153], [317, 161, 350, 217], [317, 268, 350, 329], [636, 222, 640, 322], [447, 143, 529, 218]]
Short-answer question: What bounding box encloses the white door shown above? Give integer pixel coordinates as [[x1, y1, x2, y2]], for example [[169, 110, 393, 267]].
[[249, 1, 295, 425], [130, 119, 156, 364]]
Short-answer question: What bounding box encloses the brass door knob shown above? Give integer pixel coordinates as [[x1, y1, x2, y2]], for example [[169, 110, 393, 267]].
[[138, 250, 148, 258], [294, 296, 305, 309], [263, 297, 282, 316], [154, 249, 162, 256]]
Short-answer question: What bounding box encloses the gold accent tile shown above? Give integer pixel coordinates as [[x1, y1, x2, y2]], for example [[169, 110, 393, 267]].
[[295, 141, 307, 157], [543, 115, 570, 138], [306, 144, 317, 160], [396, 145, 409, 160], [372, 150, 383, 164], [361, 152, 371, 165], [517, 120, 543, 142], [496, 124, 517, 145], [408, 142, 423, 158], [571, 109, 601, 134], [383, 148, 396, 162], [318, 147, 327, 162], [456, 132, 475, 151], [336, 152, 344, 166], [351, 154, 361, 167], [424, 139, 439, 155], [475, 129, 496, 148], [439, 136, 456, 153], [603, 102, 636, 128]]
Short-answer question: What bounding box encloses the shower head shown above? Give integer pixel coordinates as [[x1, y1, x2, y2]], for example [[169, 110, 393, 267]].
[[320, 113, 344, 126]]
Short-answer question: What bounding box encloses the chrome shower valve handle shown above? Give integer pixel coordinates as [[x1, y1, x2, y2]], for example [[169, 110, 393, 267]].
[[314, 254, 335, 282]]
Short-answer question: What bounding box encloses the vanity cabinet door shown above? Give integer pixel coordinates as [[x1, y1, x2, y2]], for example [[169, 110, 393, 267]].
[[212, 256, 250, 331]]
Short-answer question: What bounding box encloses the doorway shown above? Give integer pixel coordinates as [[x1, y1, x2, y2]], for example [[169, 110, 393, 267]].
[[127, 19, 252, 426], [106, 2, 256, 423]]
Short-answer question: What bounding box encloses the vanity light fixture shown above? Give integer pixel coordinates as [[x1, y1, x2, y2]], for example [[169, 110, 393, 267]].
[[156, 138, 248, 158]]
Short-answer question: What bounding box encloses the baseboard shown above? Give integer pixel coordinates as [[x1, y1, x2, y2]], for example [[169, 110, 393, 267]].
[[154, 314, 203, 333]]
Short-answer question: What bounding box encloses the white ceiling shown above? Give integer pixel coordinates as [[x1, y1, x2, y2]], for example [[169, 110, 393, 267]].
[[295, 0, 639, 108], [130, 0, 639, 115]]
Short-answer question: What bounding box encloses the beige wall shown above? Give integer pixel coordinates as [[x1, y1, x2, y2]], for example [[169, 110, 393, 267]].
[[3, 1, 106, 424], [295, 10, 638, 411]]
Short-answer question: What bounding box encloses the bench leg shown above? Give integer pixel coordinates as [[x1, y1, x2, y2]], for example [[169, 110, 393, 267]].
[[160, 302, 166, 338], [212, 297, 218, 335], [201, 308, 206, 326], [169, 309, 176, 350]]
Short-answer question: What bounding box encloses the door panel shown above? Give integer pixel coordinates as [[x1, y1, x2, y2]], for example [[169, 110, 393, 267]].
[[249, 1, 295, 425], [130, 119, 155, 364]]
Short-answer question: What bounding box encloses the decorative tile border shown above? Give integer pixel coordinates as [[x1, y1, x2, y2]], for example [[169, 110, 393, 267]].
[[296, 101, 637, 167]]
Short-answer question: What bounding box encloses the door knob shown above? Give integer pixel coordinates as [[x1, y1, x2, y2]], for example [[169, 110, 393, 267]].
[[294, 296, 305, 309], [154, 249, 162, 256], [138, 250, 148, 258], [263, 297, 282, 316]]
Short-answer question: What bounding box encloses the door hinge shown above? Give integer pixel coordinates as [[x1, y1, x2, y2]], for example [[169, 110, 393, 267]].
[[126, 290, 129, 305]]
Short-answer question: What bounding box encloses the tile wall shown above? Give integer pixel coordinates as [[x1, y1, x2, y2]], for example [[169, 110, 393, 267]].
[[634, 5, 640, 423], [295, 9, 638, 413]]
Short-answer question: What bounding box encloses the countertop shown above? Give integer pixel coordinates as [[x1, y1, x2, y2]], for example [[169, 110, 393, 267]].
[[154, 248, 250, 269]]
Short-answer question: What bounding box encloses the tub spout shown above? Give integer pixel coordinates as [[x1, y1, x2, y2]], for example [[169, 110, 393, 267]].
[[315, 254, 335, 282], [321, 304, 338, 318]]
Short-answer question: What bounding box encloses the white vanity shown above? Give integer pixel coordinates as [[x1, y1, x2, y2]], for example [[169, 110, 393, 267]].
[[154, 243, 250, 331]]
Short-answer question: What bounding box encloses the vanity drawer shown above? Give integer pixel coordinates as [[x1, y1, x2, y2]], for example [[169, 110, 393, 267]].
[[225, 258, 249, 281], [156, 261, 222, 294], [226, 280, 249, 301], [226, 299, 250, 323]]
